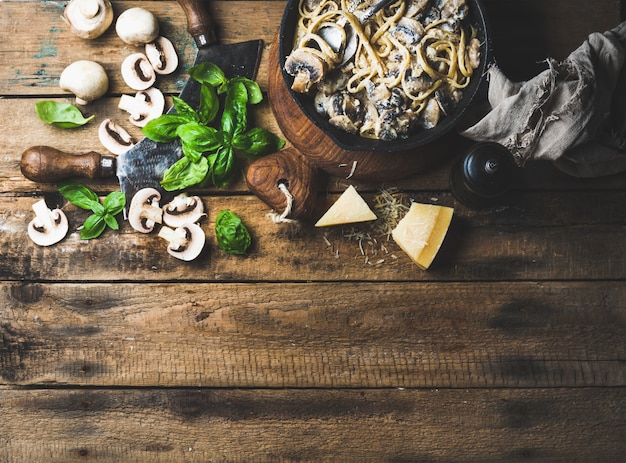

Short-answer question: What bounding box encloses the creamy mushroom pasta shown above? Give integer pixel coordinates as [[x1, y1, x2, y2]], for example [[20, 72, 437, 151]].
[[284, 0, 481, 141]]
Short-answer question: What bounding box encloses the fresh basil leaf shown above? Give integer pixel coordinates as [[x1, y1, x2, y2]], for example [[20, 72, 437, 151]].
[[209, 145, 236, 187], [222, 80, 248, 138], [80, 214, 106, 240], [230, 77, 263, 105], [143, 114, 190, 142], [103, 191, 126, 216], [215, 209, 252, 255], [188, 62, 227, 91], [233, 127, 286, 157], [58, 181, 100, 210], [177, 122, 222, 162], [35, 101, 94, 128], [103, 213, 119, 231], [172, 96, 199, 122], [198, 83, 219, 125], [161, 156, 209, 191]]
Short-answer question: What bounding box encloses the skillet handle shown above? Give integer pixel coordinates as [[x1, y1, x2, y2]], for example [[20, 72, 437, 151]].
[[246, 147, 320, 221], [177, 0, 217, 47]]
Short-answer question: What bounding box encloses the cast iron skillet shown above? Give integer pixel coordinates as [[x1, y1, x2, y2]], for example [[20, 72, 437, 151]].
[[278, 0, 492, 152]]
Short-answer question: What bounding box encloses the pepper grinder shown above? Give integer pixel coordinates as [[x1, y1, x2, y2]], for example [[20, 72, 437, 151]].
[[450, 142, 518, 209]]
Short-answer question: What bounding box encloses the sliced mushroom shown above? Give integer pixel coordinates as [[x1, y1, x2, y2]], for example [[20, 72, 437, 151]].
[[59, 60, 109, 105], [98, 119, 134, 155], [284, 48, 328, 93], [115, 7, 160, 46], [392, 17, 425, 46], [121, 53, 156, 91], [158, 223, 205, 261], [162, 193, 205, 228], [62, 0, 114, 39], [145, 36, 178, 75], [27, 199, 69, 246], [127, 188, 163, 233], [118, 87, 165, 127]]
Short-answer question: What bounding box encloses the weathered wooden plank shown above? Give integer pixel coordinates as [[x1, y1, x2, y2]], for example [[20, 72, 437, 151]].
[[1, 281, 624, 387], [0, 387, 624, 462], [1, 192, 624, 282]]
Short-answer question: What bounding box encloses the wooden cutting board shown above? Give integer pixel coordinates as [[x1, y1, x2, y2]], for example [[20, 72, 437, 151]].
[[245, 35, 459, 219]]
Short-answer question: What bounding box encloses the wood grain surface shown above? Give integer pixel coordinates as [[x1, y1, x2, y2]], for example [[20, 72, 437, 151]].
[[1, 1, 625, 462]]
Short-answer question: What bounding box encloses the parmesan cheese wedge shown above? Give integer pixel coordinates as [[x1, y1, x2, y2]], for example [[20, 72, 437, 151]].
[[391, 202, 454, 270], [315, 185, 377, 227]]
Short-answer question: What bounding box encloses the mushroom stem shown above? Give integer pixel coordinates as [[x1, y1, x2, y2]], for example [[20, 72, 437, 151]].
[[32, 199, 55, 230], [77, 0, 100, 18], [158, 225, 189, 250], [143, 204, 163, 226]]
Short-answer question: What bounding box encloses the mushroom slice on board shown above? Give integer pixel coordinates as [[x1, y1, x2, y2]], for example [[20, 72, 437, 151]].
[[127, 188, 163, 233], [98, 119, 134, 155], [62, 0, 114, 39], [118, 87, 165, 127], [145, 36, 179, 75], [27, 199, 69, 246], [158, 223, 205, 261], [162, 193, 205, 228], [121, 53, 157, 91]]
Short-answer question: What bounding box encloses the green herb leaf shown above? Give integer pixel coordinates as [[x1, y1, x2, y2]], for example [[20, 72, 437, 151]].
[[233, 127, 286, 157], [35, 101, 95, 128], [80, 214, 106, 240], [215, 210, 252, 255], [58, 181, 100, 210], [209, 145, 236, 187], [103, 191, 126, 216], [188, 62, 227, 91], [230, 77, 263, 105], [198, 83, 220, 125], [222, 80, 248, 138], [57, 182, 125, 240], [172, 96, 199, 122], [161, 156, 209, 191], [176, 122, 222, 162], [143, 114, 190, 142]]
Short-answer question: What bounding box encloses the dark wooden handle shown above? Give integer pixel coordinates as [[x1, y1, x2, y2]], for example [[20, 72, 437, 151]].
[[20, 146, 116, 183], [245, 147, 321, 221], [176, 0, 217, 47]]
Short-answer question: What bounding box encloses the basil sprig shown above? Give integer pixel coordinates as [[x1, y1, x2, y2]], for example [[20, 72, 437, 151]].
[[57, 181, 125, 239], [35, 101, 94, 128], [215, 209, 252, 255], [142, 62, 285, 191]]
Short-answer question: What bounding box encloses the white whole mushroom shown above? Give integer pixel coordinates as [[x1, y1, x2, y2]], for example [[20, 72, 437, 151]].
[[116, 7, 160, 46], [62, 0, 114, 39], [59, 60, 109, 105]]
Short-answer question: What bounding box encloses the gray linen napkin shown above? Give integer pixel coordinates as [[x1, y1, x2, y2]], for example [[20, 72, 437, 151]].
[[461, 22, 626, 177]]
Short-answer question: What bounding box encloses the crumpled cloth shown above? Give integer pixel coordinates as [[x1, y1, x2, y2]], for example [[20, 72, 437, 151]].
[[461, 22, 626, 177]]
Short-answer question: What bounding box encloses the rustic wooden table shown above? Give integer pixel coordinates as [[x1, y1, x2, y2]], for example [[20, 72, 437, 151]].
[[1, 0, 625, 461]]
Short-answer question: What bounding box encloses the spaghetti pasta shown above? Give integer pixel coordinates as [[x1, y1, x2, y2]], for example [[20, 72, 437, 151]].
[[284, 0, 482, 141]]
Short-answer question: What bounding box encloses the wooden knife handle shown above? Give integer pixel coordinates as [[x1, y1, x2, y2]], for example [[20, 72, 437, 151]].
[[177, 0, 217, 47], [245, 147, 321, 221], [20, 146, 116, 183]]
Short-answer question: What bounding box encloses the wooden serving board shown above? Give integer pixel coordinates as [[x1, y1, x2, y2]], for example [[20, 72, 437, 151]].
[[245, 35, 459, 220]]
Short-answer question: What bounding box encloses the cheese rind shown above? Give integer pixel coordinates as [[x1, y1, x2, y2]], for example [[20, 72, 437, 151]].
[[315, 185, 377, 227], [391, 202, 453, 270]]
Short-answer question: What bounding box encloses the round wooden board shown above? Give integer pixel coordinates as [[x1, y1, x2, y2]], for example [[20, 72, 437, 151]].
[[267, 34, 457, 182]]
